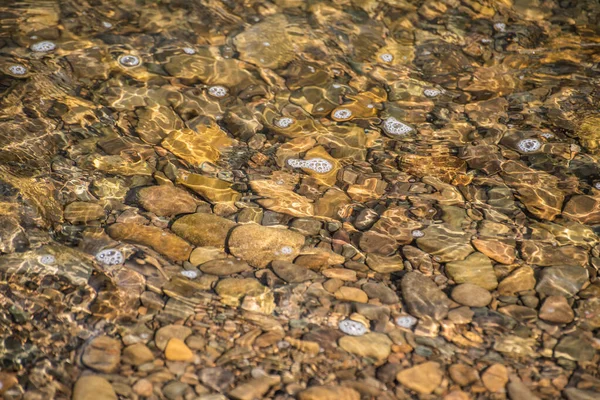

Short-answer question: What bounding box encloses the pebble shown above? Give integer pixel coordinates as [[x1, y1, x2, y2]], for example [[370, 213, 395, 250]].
[[72, 375, 117, 400], [297, 385, 360, 400], [155, 325, 192, 350], [338, 319, 368, 336], [164, 338, 194, 361], [445, 252, 498, 290], [497, 266, 536, 295], [172, 212, 236, 248], [338, 332, 392, 361], [81, 336, 121, 373], [401, 272, 450, 320], [448, 364, 479, 386], [334, 286, 369, 303], [132, 379, 153, 397], [122, 343, 154, 366], [271, 260, 319, 282], [539, 296, 574, 323], [482, 364, 508, 392], [396, 362, 443, 394], [137, 185, 197, 217], [451, 283, 492, 307], [535, 266, 588, 297]]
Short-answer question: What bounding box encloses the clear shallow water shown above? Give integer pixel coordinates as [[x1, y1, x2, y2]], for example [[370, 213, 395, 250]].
[[1, 0, 600, 399]]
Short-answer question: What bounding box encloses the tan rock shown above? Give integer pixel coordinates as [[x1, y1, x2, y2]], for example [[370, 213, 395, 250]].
[[482, 364, 508, 392], [334, 286, 368, 303], [200, 258, 252, 275], [401, 272, 450, 320], [107, 222, 192, 261], [297, 385, 360, 400], [338, 332, 392, 361], [321, 268, 357, 281], [172, 213, 236, 248], [132, 379, 153, 397], [155, 325, 192, 350], [81, 336, 121, 373], [72, 375, 117, 400], [122, 343, 154, 366], [215, 278, 275, 313], [137, 185, 196, 217], [444, 391, 472, 400], [64, 202, 105, 223], [539, 296, 574, 324], [396, 362, 443, 394], [445, 252, 498, 290], [472, 238, 516, 264], [165, 338, 194, 361], [449, 364, 479, 386], [520, 240, 588, 267], [229, 375, 281, 400], [497, 266, 536, 295], [366, 253, 404, 273], [227, 224, 305, 268], [451, 283, 492, 307], [416, 224, 474, 262]]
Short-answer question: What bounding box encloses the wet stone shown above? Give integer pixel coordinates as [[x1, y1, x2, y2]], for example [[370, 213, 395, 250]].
[[155, 325, 192, 351], [64, 202, 105, 223], [199, 258, 252, 275], [199, 367, 235, 392], [227, 224, 305, 268], [445, 252, 498, 291], [416, 225, 474, 262], [72, 375, 117, 400], [396, 362, 443, 394], [536, 266, 588, 297], [164, 338, 194, 361], [338, 332, 392, 361], [498, 266, 536, 296], [297, 386, 360, 400], [539, 296, 574, 324], [271, 260, 319, 283], [81, 336, 121, 373], [401, 272, 450, 320], [482, 364, 508, 392], [172, 212, 236, 248], [362, 282, 400, 304], [451, 283, 492, 307], [122, 343, 154, 366], [136, 185, 197, 217]]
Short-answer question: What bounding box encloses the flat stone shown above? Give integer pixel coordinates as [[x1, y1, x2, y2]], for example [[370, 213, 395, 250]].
[[401, 272, 450, 320], [507, 377, 541, 400], [445, 252, 498, 290], [228, 375, 281, 400], [539, 296, 574, 324], [199, 258, 252, 275], [137, 185, 197, 217], [451, 283, 492, 307], [73, 375, 117, 400], [482, 364, 508, 392], [497, 266, 536, 296], [81, 336, 121, 373], [297, 385, 360, 400], [362, 282, 400, 304], [554, 333, 596, 363], [132, 379, 153, 397], [199, 367, 235, 392], [563, 194, 600, 225], [172, 213, 236, 248], [338, 332, 392, 361], [564, 388, 600, 400], [271, 260, 319, 283], [577, 297, 600, 329], [520, 240, 588, 267], [396, 362, 443, 394], [365, 253, 404, 273], [227, 224, 305, 268], [155, 325, 192, 351], [415, 224, 474, 262], [322, 268, 357, 281], [107, 222, 192, 262], [64, 202, 105, 223], [215, 278, 275, 313], [448, 364, 479, 386], [163, 381, 190, 399], [165, 338, 194, 361], [472, 238, 516, 264], [536, 266, 588, 297], [189, 247, 228, 266], [334, 286, 369, 303], [122, 343, 154, 366]]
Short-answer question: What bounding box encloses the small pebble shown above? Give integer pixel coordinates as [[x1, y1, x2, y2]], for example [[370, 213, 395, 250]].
[[96, 249, 124, 265], [8, 65, 27, 75], [395, 315, 418, 328], [338, 319, 368, 336], [30, 41, 56, 52], [208, 85, 228, 98]]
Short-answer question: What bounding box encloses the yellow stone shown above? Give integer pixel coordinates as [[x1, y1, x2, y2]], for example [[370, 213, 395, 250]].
[[164, 338, 194, 362]]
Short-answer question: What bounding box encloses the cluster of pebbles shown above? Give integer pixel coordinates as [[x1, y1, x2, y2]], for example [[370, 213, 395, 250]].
[[1, 0, 600, 400]]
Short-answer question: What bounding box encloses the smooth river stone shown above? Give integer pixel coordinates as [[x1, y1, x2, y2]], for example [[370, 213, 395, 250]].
[[497, 266, 536, 295], [64, 201, 105, 223], [445, 252, 498, 290], [520, 240, 588, 267], [415, 224, 474, 262], [451, 283, 492, 307], [271, 260, 319, 283], [563, 194, 600, 225], [396, 362, 443, 394], [81, 336, 121, 373], [366, 253, 405, 273], [215, 278, 274, 313], [137, 185, 197, 217], [472, 238, 516, 264], [227, 224, 305, 268], [401, 272, 450, 320], [535, 266, 588, 297], [338, 332, 392, 361], [200, 258, 252, 275], [72, 376, 117, 400], [107, 222, 192, 261], [539, 296, 574, 324], [172, 213, 236, 248], [297, 386, 360, 400]]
